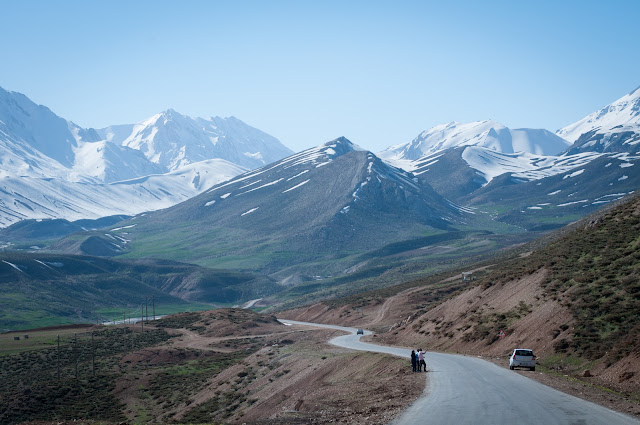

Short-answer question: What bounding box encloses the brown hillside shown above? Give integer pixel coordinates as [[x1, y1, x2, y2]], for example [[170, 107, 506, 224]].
[[3, 308, 424, 424], [281, 193, 640, 404]]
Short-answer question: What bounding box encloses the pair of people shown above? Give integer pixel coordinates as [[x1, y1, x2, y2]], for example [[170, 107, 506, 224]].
[[411, 349, 427, 372]]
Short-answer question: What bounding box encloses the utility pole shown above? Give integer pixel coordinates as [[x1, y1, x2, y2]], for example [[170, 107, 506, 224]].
[[145, 297, 148, 324], [152, 295, 155, 321], [141, 303, 144, 333], [57, 335, 60, 380], [123, 317, 127, 352], [91, 331, 95, 377], [74, 333, 78, 379]]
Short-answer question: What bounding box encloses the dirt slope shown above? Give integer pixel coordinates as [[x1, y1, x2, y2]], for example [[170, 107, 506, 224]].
[[280, 267, 639, 417], [109, 309, 424, 424], [280, 195, 640, 417]]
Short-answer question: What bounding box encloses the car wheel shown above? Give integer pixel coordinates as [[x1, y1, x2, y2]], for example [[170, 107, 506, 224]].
[[531, 367, 535, 371], [509, 365, 514, 370]]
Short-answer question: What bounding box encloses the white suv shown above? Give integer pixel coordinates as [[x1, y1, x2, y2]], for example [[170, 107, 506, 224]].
[[509, 348, 536, 371]]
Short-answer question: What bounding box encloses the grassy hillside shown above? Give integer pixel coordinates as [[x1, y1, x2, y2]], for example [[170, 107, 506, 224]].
[[0, 253, 278, 332], [511, 193, 640, 363]]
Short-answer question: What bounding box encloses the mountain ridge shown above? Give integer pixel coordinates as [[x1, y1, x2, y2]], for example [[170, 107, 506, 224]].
[[98, 110, 293, 171], [379, 120, 571, 162], [0, 86, 291, 227], [557, 86, 640, 143]]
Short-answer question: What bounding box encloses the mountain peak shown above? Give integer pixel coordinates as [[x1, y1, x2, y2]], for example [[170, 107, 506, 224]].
[[319, 137, 363, 157], [328, 136, 352, 145], [160, 108, 184, 120], [557, 84, 640, 143]]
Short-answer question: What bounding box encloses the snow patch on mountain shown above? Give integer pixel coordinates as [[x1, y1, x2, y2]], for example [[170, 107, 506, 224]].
[[393, 144, 605, 187], [461, 147, 555, 182], [563, 169, 585, 179], [241, 207, 259, 216], [283, 179, 310, 193], [237, 178, 284, 196]]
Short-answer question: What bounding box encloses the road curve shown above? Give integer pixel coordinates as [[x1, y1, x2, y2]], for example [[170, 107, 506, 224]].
[[279, 319, 640, 425]]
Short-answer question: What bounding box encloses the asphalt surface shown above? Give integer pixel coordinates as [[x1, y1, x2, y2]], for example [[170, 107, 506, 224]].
[[279, 319, 640, 425]]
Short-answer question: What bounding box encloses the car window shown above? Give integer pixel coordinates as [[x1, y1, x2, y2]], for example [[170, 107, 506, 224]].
[[515, 350, 533, 356]]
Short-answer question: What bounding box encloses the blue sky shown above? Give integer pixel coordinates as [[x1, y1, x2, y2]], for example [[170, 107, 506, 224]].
[[1, 0, 639, 152]]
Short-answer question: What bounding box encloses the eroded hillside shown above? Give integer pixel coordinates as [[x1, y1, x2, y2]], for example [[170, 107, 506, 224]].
[[1, 309, 422, 425], [281, 193, 640, 404]]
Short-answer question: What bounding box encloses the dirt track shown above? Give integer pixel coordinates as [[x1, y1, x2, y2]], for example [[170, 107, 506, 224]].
[[169, 328, 302, 352]]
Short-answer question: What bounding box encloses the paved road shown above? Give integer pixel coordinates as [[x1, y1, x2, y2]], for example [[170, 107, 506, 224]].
[[279, 319, 640, 425]]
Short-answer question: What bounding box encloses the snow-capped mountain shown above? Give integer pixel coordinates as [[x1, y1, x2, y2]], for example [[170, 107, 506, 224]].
[[556, 87, 640, 155], [463, 153, 639, 231], [152, 137, 461, 233], [378, 120, 573, 201], [70, 137, 165, 183], [377, 93, 640, 214], [398, 146, 604, 201], [103, 137, 464, 280], [557, 86, 640, 143], [0, 86, 290, 227], [0, 86, 77, 169], [0, 159, 246, 228], [99, 110, 293, 171], [379, 120, 570, 162]]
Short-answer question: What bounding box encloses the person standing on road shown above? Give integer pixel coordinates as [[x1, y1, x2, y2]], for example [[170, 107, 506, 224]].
[[411, 350, 417, 372], [418, 349, 426, 372], [416, 349, 422, 371]]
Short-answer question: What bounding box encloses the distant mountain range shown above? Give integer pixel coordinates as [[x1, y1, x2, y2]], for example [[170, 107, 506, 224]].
[[2, 83, 639, 232], [377, 87, 640, 230], [1, 83, 639, 266], [1, 83, 640, 328], [0, 86, 292, 227], [379, 120, 570, 161]]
